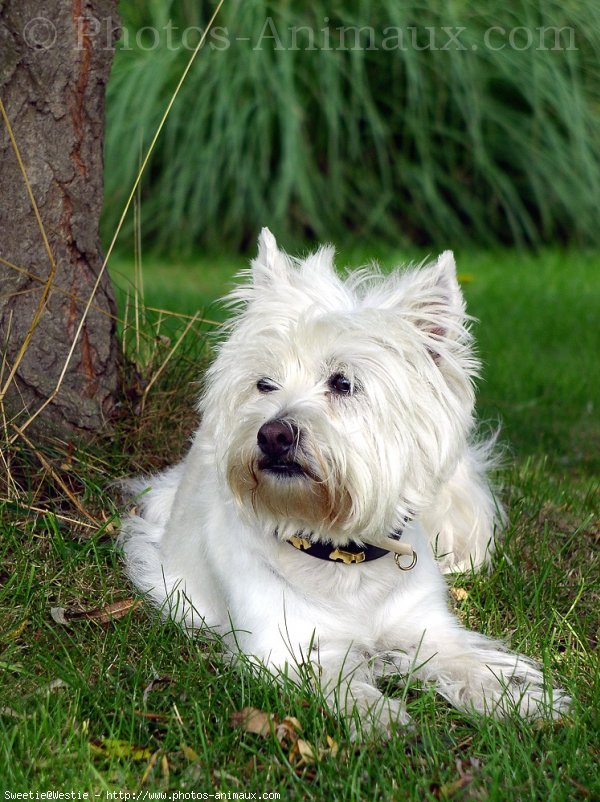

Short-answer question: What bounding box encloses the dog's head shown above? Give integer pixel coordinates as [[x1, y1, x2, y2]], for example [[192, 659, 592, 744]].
[[201, 229, 478, 544]]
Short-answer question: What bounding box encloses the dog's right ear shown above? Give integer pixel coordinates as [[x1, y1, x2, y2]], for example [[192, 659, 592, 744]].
[[252, 228, 291, 286]]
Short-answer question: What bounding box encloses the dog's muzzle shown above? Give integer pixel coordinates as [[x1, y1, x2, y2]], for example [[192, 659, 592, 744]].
[[257, 418, 305, 477]]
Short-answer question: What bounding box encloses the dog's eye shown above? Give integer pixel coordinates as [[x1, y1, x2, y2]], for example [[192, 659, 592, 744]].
[[257, 378, 278, 393], [328, 373, 353, 395]]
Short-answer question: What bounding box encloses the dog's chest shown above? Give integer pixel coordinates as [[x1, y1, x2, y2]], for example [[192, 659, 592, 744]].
[[272, 545, 407, 620]]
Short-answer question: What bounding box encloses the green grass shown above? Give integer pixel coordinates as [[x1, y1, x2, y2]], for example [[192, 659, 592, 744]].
[[1, 247, 598, 796], [104, 1, 600, 252], [0, 464, 597, 797]]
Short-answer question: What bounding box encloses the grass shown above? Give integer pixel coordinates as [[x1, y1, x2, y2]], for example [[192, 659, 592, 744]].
[[1, 247, 599, 797], [104, 1, 600, 252]]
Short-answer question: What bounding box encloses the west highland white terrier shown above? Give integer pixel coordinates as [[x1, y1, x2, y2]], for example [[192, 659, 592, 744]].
[[119, 229, 569, 733]]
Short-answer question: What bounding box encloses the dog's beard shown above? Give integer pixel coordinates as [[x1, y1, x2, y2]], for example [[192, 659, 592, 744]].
[[226, 438, 354, 540], [221, 406, 444, 544]]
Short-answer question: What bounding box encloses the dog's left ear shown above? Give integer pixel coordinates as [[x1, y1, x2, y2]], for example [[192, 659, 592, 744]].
[[422, 250, 465, 334], [252, 228, 291, 286], [399, 251, 469, 355]]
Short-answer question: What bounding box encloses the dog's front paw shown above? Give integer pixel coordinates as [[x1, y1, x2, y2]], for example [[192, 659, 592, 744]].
[[459, 652, 571, 720], [499, 665, 571, 720], [346, 689, 412, 740]]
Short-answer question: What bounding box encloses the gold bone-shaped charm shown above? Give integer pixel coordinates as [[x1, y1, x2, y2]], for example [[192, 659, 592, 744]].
[[329, 548, 365, 564], [289, 535, 312, 551]]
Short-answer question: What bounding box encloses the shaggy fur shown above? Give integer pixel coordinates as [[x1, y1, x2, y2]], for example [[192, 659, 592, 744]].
[[119, 229, 569, 734]]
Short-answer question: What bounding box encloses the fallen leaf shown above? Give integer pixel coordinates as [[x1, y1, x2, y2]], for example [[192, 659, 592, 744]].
[[450, 587, 469, 602], [295, 738, 318, 766], [50, 598, 141, 626], [90, 738, 152, 761], [50, 607, 69, 626], [230, 706, 337, 768], [4, 619, 29, 641], [230, 707, 275, 737], [161, 752, 170, 782], [437, 776, 471, 799], [181, 743, 200, 762], [320, 735, 339, 759], [140, 749, 161, 785], [275, 715, 303, 744]]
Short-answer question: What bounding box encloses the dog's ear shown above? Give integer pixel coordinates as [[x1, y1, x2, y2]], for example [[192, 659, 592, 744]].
[[252, 228, 291, 286], [429, 251, 463, 313], [393, 251, 470, 357], [418, 250, 465, 337]]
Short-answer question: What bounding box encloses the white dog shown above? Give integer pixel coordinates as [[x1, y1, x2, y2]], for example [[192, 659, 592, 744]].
[[119, 229, 569, 733]]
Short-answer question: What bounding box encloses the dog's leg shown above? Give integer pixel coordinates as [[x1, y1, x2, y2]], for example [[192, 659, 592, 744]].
[[421, 448, 504, 573], [379, 612, 570, 719], [252, 635, 410, 738], [309, 641, 411, 737]]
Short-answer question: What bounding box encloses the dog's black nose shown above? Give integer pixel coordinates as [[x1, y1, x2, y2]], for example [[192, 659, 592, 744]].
[[257, 419, 297, 459]]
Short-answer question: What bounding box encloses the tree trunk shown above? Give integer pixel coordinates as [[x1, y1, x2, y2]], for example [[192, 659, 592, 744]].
[[0, 0, 120, 438]]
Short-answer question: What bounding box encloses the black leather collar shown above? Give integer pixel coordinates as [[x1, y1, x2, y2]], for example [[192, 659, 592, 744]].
[[285, 532, 403, 564]]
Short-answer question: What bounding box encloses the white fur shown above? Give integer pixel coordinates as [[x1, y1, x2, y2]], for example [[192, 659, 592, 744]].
[[119, 230, 569, 735]]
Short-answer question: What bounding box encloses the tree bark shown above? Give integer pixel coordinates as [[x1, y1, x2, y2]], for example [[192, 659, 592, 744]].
[[0, 0, 120, 438]]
